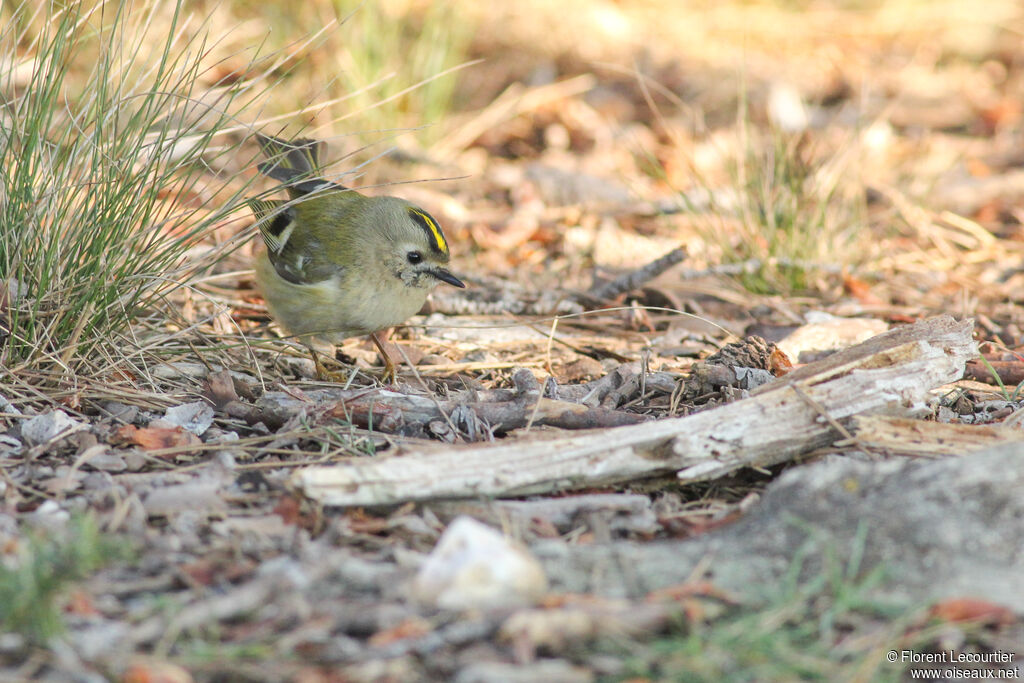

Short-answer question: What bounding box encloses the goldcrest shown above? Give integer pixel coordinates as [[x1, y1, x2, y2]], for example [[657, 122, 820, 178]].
[[250, 135, 465, 379]]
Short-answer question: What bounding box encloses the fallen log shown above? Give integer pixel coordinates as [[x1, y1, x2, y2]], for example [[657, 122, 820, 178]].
[[291, 316, 976, 506]]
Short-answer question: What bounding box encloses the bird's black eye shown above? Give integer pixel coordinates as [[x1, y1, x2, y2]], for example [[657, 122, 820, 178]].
[[407, 250, 423, 265]]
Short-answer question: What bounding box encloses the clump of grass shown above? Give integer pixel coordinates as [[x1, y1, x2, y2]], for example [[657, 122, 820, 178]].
[[328, 0, 475, 146], [633, 68, 869, 296], [0, 0, 269, 379], [718, 126, 868, 294], [0, 514, 126, 644], [608, 536, 925, 682], [643, 80, 869, 296]]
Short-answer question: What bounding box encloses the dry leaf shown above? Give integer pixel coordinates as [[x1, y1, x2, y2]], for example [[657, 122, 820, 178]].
[[273, 495, 320, 532], [343, 508, 392, 535], [179, 557, 256, 587], [367, 616, 432, 647], [769, 347, 794, 376], [64, 589, 99, 617], [162, 401, 214, 436], [113, 424, 201, 452], [122, 660, 194, 683], [202, 369, 240, 410], [929, 598, 1015, 627], [842, 273, 885, 306]]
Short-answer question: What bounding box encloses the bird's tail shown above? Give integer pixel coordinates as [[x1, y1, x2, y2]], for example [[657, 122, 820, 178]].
[[256, 134, 324, 181]]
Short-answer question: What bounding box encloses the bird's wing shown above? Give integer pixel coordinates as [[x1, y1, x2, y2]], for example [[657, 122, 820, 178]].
[[249, 197, 344, 285]]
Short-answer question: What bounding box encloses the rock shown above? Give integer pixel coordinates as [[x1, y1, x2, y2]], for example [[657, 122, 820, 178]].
[[20, 410, 84, 446], [413, 516, 548, 610], [142, 479, 226, 518], [161, 401, 215, 436], [537, 445, 1024, 612], [151, 361, 208, 379], [524, 163, 630, 207], [767, 82, 811, 133]]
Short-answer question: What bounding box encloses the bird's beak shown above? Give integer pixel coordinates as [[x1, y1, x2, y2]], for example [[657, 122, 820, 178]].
[[431, 268, 466, 288]]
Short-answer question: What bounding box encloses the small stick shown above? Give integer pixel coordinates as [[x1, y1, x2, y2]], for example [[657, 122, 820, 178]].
[[584, 247, 687, 303]]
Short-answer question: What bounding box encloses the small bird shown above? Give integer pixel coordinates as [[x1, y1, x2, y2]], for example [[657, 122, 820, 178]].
[[250, 134, 465, 380]]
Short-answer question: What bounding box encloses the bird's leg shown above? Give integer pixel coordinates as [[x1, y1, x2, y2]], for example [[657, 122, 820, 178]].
[[306, 342, 348, 383], [369, 329, 398, 384], [310, 346, 332, 381]]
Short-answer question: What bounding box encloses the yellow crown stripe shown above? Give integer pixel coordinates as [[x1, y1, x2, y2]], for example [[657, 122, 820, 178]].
[[411, 209, 448, 254]]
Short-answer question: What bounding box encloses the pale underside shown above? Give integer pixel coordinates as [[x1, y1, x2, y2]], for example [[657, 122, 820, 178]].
[[255, 252, 432, 348]]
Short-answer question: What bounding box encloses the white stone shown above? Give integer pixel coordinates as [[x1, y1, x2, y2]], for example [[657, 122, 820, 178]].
[[412, 516, 547, 610]]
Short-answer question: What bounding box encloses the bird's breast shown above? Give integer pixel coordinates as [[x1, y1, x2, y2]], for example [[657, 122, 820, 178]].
[[256, 253, 431, 342]]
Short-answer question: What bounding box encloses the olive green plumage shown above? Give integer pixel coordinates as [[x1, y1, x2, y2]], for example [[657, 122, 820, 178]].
[[250, 135, 464, 373]]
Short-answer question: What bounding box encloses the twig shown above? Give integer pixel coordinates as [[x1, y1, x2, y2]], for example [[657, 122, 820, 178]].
[[583, 247, 687, 304]]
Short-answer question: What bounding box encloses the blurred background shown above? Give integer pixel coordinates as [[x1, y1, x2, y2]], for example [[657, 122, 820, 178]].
[[5, 0, 1024, 358], [210, 0, 1024, 310]]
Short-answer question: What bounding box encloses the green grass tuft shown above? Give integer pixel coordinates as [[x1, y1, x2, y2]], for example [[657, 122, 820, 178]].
[[329, 0, 475, 146], [607, 529, 930, 682], [720, 128, 868, 295], [0, 514, 127, 644], [0, 0, 267, 378]]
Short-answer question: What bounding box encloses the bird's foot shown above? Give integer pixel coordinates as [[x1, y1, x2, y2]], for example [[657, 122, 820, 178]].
[[370, 330, 401, 386], [310, 348, 350, 384]]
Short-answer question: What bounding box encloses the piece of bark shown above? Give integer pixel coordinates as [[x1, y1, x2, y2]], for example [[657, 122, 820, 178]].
[[847, 415, 1024, 457], [546, 365, 676, 406], [291, 316, 976, 505], [325, 393, 648, 434], [678, 363, 775, 402], [129, 559, 332, 646]]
